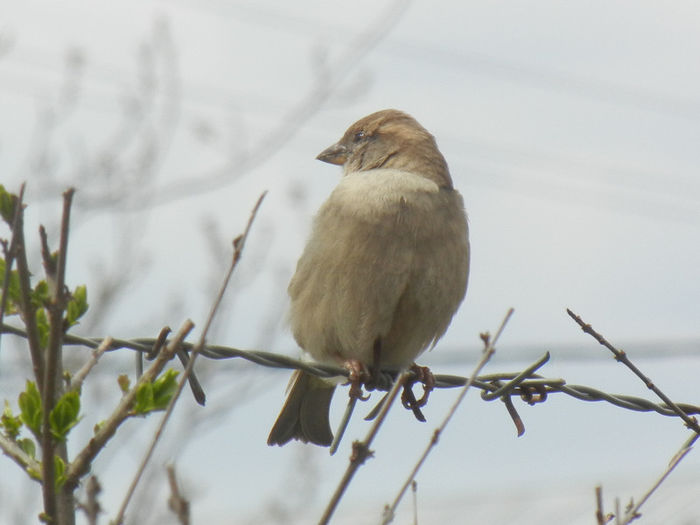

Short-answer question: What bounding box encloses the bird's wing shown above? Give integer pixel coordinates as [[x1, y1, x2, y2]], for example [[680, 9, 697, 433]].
[[288, 171, 425, 364]]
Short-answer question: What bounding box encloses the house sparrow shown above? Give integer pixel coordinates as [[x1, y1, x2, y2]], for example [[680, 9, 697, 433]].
[[267, 109, 470, 447]]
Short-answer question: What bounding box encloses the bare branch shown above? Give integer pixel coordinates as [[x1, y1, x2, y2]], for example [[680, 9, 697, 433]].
[[77, 476, 102, 525], [63, 320, 195, 491], [40, 187, 75, 524], [166, 465, 190, 525], [117, 0, 412, 209], [381, 308, 514, 524], [319, 369, 412, 525], [110, 192, 266, 524], [595, 486, 614, 524], [0, 432, 42, 482], [69, 337, 113, 393], [0, 183, 26, 353], [619, 432, 699, 524], [567, 308, 700, 434], [9, 190, 45, 391]]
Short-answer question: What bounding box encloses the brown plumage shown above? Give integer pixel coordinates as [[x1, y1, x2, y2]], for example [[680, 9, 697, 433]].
[[268, 109, 470, 447]]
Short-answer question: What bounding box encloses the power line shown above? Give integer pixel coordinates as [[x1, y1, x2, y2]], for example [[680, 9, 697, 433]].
[[174, 0, 700, 121], [381, 39, 700, 121]]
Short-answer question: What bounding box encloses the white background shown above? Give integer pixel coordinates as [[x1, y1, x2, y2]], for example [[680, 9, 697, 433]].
[[0, 1, 699, 523]]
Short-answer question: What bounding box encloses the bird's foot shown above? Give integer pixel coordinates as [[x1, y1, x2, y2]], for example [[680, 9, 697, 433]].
[[401, 364, 435, 422]]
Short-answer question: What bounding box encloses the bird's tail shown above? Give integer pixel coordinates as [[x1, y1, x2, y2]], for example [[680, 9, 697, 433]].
[[267, 370, 336, 447]]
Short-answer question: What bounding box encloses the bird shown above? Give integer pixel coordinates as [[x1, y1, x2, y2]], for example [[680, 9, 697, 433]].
[[267, 109, 470, 447]]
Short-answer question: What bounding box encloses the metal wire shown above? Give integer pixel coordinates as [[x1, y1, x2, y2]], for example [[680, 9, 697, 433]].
[[3, 323, 700, 420]]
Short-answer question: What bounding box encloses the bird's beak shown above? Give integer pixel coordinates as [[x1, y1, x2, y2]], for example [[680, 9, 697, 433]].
[[316, 142, 348, 165]]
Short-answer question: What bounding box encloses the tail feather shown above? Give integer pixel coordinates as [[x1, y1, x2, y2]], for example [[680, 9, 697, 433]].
[[267, 370, 335, 447]]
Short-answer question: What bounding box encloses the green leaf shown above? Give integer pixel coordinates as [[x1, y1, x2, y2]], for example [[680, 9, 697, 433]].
[[1, 401, 22, 439], [0, 259, 22, 315], [0, 185, 18, 224], [28, 468, 42, 482], [19, 437, 36, 459], [54, 455, 66, 489], [133, 382, 154, 415], [18, 381, 42, 438], [30, 280, 50, 309], [49, 391, 81, 441], [65, 284, 89, 328], [152, 369, 179, 411], [35, 308, 49, 349], [132, 369, 180, 415]]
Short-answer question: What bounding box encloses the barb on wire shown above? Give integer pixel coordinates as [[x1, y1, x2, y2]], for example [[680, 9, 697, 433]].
[[481, 351, 550, 400]]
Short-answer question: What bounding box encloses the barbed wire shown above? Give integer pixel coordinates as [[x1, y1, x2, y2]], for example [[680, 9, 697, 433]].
[[3, 322, 699, 422]]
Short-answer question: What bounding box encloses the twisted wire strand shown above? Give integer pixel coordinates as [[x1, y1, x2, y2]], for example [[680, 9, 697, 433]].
[[3, 323, 700, 419]]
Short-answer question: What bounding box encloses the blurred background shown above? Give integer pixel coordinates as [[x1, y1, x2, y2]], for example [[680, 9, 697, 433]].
[[1, 1, 699, 523]]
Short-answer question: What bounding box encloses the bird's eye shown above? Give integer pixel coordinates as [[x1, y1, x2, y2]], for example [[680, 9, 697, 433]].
[[353, 130, 365, 142]]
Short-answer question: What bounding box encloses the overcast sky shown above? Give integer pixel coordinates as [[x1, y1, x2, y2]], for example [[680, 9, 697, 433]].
[[1, 1, 699, 524]]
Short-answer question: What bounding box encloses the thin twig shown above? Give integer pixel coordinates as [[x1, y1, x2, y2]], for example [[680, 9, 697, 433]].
[[77, 475, 101, 525], [596, 485, 613, 524], [382, 308, 514, 524], [40, 188, 74, 523], [69, 337, 113, 393], [319, 370, 412, 525], [567, 308, 700, 434], [110, 192, 266, 524], [134, 0, 411, 209], [411, 480, 418, 525], [0, 432, 42, 481], [11, 192, 45, 392], [63, 321, 194, 491], [619, 432, 699, 524], [595, 485, 605, 525], [329, 396, 358, 455], [105, 319, 194, 524], [166, 464, 190, 525]]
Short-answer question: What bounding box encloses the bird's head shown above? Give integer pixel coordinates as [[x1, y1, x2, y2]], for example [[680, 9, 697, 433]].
[[316, 109, 453, 189]]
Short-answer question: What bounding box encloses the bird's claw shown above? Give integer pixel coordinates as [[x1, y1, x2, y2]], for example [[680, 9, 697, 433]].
[[344, 359, 371, 401]]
